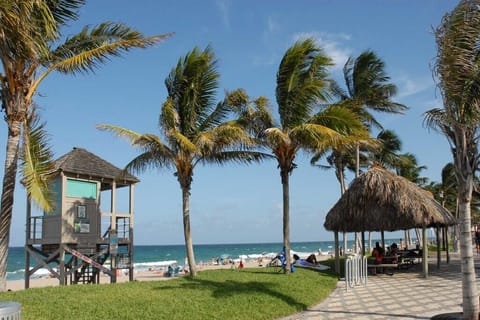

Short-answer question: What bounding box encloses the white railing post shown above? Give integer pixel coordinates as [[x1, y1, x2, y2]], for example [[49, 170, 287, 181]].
[[0, 301, 21, 320]]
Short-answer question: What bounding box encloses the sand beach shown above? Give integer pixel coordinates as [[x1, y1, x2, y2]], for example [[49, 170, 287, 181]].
[[6, 254, 331, 292]]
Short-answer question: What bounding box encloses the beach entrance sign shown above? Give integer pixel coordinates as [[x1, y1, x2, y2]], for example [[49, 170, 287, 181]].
[[24, 147, 139, 289]]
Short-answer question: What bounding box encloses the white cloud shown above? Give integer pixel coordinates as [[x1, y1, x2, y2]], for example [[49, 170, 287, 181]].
[[216, 0, 231, 29], [396, 74, 435, 99], [267, 16, 279, 34], [293, 31, 352, 70]]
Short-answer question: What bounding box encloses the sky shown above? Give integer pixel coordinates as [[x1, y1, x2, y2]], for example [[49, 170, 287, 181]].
[[4, 0, 460, 246]]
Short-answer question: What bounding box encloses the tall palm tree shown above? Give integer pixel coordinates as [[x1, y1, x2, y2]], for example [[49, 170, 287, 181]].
[[98, 46, 266, 277], [0, 0, 170, 291], [330, 51, 407, 252], [315, 51, 407, 187], [424, 1, 480, 317], [260, 38, 368, 273]]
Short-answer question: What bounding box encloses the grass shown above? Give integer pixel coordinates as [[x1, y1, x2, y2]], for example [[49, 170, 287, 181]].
[[1, 267, 338, 320]]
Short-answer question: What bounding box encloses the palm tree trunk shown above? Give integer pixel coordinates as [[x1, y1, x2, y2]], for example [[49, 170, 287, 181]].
[[338, 170, 347, 255], [281, 170, 291, 274], [354, 144, 360, 254], [458, 177, 478, 319], [0, 121, 22, 292], [182, 186, 196, 277]]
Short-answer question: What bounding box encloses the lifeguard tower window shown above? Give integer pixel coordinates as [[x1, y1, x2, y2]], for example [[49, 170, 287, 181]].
[[44, 178, 61, 216], [66, 179, 97, 199]]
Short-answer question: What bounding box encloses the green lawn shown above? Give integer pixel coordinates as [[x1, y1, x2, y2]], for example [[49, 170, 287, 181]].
[[1, 267, 338, 320]]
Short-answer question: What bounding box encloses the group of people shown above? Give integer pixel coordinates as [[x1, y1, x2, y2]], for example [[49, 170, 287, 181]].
[[371, 241, 399, 264]]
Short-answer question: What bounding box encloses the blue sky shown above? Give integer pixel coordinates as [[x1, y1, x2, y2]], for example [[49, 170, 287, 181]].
[[5, 0, 459, 246]]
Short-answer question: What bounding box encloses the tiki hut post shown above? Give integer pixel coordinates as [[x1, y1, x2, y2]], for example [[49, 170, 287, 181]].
[[422, 225, 428, 278], [334, 231, 340, 274], [436, 227, 441, 269], [446, 226, 450, 263], [361, 232, 365, 256], [381, 231, 385, 250]]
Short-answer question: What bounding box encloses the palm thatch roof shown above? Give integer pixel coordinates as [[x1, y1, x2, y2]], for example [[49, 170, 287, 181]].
[[324, 165, 456, 232], [48, 147, 139, 188]]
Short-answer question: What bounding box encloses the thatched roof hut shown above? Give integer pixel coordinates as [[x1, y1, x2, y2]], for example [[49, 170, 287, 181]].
[[324, 165, 456, 277], [324, 165, 456, 233]]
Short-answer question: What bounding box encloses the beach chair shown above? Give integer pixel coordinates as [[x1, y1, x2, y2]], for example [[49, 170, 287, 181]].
[[267, 248, 288, 272], [173, 266, 181, 276]]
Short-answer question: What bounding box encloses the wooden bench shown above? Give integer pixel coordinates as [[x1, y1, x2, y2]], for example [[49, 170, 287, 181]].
[[367, 263, 398, 275]]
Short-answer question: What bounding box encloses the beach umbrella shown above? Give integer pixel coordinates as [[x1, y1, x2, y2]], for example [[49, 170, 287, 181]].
[[324, 165, 456, 276]]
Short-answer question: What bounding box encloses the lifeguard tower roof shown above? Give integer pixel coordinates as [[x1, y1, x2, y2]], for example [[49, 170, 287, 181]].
[[50, 147, 139, 189]]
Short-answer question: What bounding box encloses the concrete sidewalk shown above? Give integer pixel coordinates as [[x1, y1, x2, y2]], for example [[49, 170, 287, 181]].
[[280, 254, 479, 319]]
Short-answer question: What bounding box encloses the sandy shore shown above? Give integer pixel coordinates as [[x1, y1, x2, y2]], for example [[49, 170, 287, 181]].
[[7, 254, 331, 292]]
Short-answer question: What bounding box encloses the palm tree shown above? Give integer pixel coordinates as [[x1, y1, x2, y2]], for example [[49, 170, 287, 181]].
[[424, 1, 480, 317], [311, 143, 358, 195], [98, 46, 266, 277], [330, 51, 407, 253], [316, 51, 407, 188], [0, 0, 170, 291], [395, 153, 428, 187], [332, 50, 407, 132], [368, 130, 410, 170], [259, 38, 368, 273]]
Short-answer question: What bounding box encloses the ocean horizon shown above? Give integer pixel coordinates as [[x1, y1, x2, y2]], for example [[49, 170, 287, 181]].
[[7, 239, 402, 281]]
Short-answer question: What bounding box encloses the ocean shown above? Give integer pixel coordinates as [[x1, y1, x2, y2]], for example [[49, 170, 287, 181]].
[[6, 239, 400, 281]]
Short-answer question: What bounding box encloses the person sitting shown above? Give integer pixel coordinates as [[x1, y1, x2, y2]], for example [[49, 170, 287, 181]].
[[371, 242, 384, 264], [389, 243, 399, 263], [306, 254, 318, 264], [293, 254, 300, 264]]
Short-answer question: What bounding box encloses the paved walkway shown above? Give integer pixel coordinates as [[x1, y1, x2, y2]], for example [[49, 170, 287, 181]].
[[280, 254, 480, 319]]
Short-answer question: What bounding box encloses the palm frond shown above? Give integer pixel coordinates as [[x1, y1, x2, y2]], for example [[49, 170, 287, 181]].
[[310, 106, 369, 137], [46, 0, 84, 26], [339, 50, 407, 128], [27, 23, 171, 99], [0, 0, 59, 61], [124, 150, 174, 175], [225, 89, 276, 138], [264, 127, 291, 148], [202, 150, 273, 166], [290, 123, 342, 149], [198, 101, 231, 132], [160, 98, 179, 132], [21, 109, 55, 211], [276, 38, 333, 129], [423, 108, 456, 141], [167, 130, 197, 154], [49, 23, 171, 73], [164, 46, 220, 137], [96, 124, 145, 145]]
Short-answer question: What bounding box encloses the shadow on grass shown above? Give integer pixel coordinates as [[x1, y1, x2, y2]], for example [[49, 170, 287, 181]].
[[157, 275, 308, 310]]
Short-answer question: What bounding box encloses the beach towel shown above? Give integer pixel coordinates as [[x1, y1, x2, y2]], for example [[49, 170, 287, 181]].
[[294, 259, 330, 271]]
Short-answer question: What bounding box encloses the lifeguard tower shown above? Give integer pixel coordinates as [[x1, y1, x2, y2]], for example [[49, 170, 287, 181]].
[[24, 147, 139, 288]]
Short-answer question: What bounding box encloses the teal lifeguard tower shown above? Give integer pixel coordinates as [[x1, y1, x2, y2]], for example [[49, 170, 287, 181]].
[[24, 147, 139, 288]]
